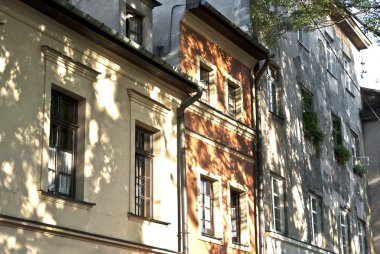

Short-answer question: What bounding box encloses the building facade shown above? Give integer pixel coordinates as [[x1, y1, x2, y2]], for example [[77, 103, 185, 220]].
[[153, 1, 268, 253], [361, 87, 380, 254], [197, 1, 373, 254], [0, 0, 201, 253]]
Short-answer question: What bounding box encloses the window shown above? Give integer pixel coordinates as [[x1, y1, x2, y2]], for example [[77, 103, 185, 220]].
[[228, 83, 237, 118], [340, 211, 349, 254], [309, 194, 322, 245], [351, 131, 360, 164], [200, 177, 214, 236], [230, 189, 241, 244], [200, 66, 211, 104], [267, 66, 280, 115], [225, 76, 242, 120], [332, 114, 343, 147], [298, 28, 309, 49], [126, 10, 142, 44], [135, 127, 153, 218], [197, 169, 222, 243], [343, 54, 352, 92], [48, 90, 78, 197], [326, 35, 336, 76], [358, 220, 366, 254], [271, 176, 284, 233]]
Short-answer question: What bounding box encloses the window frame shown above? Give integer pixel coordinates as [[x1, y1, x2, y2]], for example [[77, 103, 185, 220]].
[[197, 57, 217, 108], [298, 28, 310, 50], [339, 211, 349, 254], [267, 65, 282, 117], [326, 35, 336, 77], [126, 8, 143, 44], [270, 175, 285, 234], [200, 66, 211, 105], [197, 168, 223, 244], [134, 127, 154, 219], [343, 54, 353, 93], [48, 90, 78, 198], [309, 193, 322, 246], [200, 177, 215, 237], [224, 74, 243, 120], [358, 219, 366, 254]]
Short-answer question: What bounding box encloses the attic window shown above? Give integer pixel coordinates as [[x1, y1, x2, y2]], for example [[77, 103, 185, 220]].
[[126, 11, 142, 44]]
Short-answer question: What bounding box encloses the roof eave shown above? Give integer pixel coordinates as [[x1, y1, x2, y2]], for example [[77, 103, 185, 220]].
[[333, 15, 371, 50], [186, 1, 268, 61], [20, 0, 199, 94]]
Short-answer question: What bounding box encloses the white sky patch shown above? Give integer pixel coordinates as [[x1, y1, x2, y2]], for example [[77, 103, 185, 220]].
[[361, 39, 380, 90]]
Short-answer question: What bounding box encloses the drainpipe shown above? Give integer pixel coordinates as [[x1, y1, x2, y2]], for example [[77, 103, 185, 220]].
[[177, 86, 203, 253], [252, 53, 273, 254]]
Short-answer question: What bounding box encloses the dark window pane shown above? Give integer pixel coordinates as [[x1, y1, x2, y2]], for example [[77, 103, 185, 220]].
[[51, 94, 58, 117], [61, 127, 74, 152], [60, 98, 75, 122]]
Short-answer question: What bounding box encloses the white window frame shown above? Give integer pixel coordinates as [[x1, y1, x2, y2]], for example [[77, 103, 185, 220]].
[[224, 74, 243, 120], [339, 210, 349, 254], [343, 54, 352, 93], [197, 167, 223, 244], [326, 35, 336, 76], [270, 175, 285, 234], [197, 57, 217, 108], [358, 219, 366, 254], [298, 28, 310, 49], [309, 193, 322, 246], [228, 181, 250, 251], [267, 66, 280, 115]]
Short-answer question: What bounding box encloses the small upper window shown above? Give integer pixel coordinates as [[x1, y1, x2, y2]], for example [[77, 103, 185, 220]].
[[267, 66, 281, 116], [200, 66, 211, 104], [126, 11, 142, 44], [326, 35, 336, 76], [298, 28, 309, 49], [48, 90, 78, 197], [343, 54, 353, 93]]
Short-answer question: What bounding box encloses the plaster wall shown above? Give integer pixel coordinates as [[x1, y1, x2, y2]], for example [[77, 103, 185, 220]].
[[0, 0, 184, 252]]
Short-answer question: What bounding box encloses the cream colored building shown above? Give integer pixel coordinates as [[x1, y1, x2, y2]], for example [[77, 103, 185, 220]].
[[0, 0, 200, 253]]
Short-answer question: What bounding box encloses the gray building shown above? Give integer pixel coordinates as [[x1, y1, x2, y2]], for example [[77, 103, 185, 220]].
[[361, 87, 380, 254], [167, 1, 373, 254]]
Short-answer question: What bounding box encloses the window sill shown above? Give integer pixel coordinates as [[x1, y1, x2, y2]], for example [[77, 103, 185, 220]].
[[298, 41, 310, 52], [345, 87, 355, 98], [128, 213, 170, 226], [269, 111, 285, 121], [327, 70, 337, 79], [199, 233, 223, 245], [38, 190, 96, 210], [229, 242, 251, 252]]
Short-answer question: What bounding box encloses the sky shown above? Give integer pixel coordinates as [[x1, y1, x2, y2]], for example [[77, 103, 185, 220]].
[[361, 39, 380, 90]]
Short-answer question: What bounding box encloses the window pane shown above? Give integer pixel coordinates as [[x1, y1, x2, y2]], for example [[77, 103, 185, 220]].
[[60, 98, 75, 122], [58, 174, 71, 195], [51, 94, 58, 117], [60, 151, 73, 174], [61, 127, 74, 152], [49, 124, 58, 147], [48, 168, 56, 193]]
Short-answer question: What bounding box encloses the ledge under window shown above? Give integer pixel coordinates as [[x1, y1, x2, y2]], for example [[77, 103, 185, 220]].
[[199, 233, 223, 245], [128, 213, 170, 226], [38, 190, 96, 209]]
